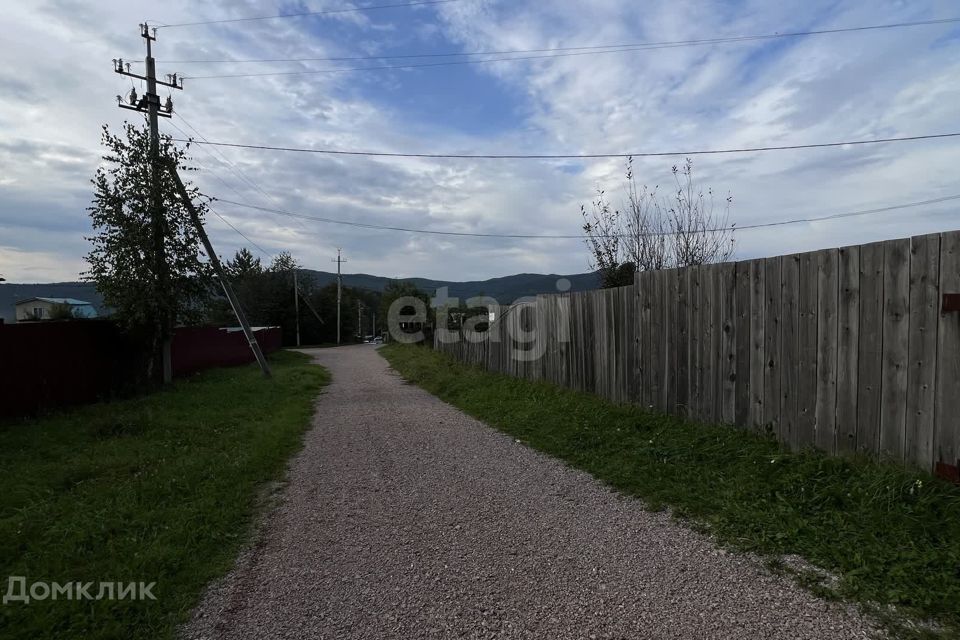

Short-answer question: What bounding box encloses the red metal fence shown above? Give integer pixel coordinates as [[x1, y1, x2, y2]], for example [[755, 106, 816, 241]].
[[171, 326, 282, 376], [0, 322, 281, 418]]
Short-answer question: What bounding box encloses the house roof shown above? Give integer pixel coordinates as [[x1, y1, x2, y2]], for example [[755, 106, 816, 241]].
[[15, 297, 93, 306]]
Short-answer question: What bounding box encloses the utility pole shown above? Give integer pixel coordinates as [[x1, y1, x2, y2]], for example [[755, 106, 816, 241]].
[[357, 301, 363, 339], [293, 269, 301, 347], [332, 249, 346, 344], [167, 163, 271, 378], [114, 23, 182, 384], [372, 311, 376, 338]]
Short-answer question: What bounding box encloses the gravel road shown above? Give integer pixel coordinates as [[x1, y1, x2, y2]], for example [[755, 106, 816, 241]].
[[184, 345, 878, 640]]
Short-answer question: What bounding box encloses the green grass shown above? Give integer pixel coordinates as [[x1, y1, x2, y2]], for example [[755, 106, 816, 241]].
[[382, 343, 960, 639], [0, 351, 328, 640]]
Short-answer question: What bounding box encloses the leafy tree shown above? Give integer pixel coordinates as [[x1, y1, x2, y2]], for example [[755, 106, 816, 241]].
[[206, 248, 384, 346], [48, 302, 80, 321], [225, 247, 262, 279], [268, 251, 299, 273], [379, 281, 430, 326], [85, 122, 212, 382], [379, 280, 432, 343]]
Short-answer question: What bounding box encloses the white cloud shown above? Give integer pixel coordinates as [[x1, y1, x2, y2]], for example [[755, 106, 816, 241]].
[[0, 0, 959, 283]]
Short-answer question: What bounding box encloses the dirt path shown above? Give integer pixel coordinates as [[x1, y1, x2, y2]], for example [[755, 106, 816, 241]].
[[184, 345, 877, 640]]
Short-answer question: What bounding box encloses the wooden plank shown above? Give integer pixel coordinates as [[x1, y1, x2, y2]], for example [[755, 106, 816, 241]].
[[905, 234, 940, 470], [857, 241, 885, 456], [609, 288, 618, 401], [609, 288, 619, 403], [836, 245, 860, 453], [797, 251, 819, 449], [623, 280, 640, 403], [702, 264, 717, 422], [815, 249, 839, 454], [688, 265, 703, 420], [763, 257, 781, 434], [566, 296, 580, 390], [623, 285, 633, 404], [639, 272, 653, 409], [632, 274, 643, 405], [935, 230, 960, 470], [880, 238, 910, 460], [593, 291, 607, 398], [735, 261, 752, 427], [677, 268, 691, 415], [650, 270, 665, 411], [561, 292, 572, 387], [542, 295, 553, 384], [665, 269, 679, 414], [749, 260, 765, 429], [780, 254, 800, 447], [585, 293, 597, 394], [720, 262, 737, 424]]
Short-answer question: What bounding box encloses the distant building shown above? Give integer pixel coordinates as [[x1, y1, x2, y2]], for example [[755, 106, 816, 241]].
[[15, 297, 98, 322]]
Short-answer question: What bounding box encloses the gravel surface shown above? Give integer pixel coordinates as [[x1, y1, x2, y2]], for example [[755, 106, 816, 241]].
[[183, 345, 879, 640]]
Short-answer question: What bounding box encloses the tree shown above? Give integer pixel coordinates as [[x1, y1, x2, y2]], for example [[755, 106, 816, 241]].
[[225, 247, 262, 279], [379, 280, 432, 343], [581, 189, 624, 289], [85, 122, 213, 382], [581, 157, 735, 287], [267, 251, 299, 273], [48, 302, 80, 321]]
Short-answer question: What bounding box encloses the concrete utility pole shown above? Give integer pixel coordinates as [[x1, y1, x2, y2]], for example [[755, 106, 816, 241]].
[[332, 249, 346, 344], [114, 23, 182, 383], [167, 163, 271, 378], [293, 269, 301, 347], [357, 301, 363, 338]]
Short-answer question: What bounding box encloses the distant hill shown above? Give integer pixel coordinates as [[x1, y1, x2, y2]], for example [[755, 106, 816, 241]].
[[0, 271, 599, 323], [301, 270, 600, 302]]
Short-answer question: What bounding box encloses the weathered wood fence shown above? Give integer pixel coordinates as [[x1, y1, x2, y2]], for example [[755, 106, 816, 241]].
[[435, 230, 960, 474]]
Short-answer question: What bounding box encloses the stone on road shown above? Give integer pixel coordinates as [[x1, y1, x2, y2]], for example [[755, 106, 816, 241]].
[[185, 345, 877, 640]]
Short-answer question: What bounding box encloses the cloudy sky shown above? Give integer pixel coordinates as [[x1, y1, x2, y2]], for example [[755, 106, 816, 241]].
[[1, 0, 958, 283]]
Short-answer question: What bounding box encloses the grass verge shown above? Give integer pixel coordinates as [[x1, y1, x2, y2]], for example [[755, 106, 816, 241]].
[[0, 350, 328, 640], [381, 343, 960, 639]]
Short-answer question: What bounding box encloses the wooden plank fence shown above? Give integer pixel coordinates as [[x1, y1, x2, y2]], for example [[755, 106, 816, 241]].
[[435, 230, 960, 474]]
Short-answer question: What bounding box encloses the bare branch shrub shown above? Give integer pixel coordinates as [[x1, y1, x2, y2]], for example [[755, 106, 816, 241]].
[[581, 157, 735, 287], [666, 159, 735, 266]]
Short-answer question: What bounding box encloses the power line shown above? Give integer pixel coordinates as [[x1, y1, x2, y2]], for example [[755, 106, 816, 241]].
[[212, 193, 960, 239], [164, 17, 960, 66], [165, 120, 258, 204], [174, 113, 279, 205], [172, 131, 960, 160], [179, 17, 960, 79], [156, 0, 465, 29], [209, 207, 274, 258], [163, 119, 284, 261], [166, 115, 327, 249]]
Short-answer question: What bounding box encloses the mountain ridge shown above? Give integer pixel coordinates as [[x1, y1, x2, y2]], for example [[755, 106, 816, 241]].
[[0, 270, 600, 322]]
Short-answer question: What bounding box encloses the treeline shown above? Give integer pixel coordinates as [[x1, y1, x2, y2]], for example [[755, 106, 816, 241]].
[[205, 248, 430, 347]]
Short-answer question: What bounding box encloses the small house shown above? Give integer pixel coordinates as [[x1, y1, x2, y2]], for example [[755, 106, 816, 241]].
[[15, 297, 98, 322]]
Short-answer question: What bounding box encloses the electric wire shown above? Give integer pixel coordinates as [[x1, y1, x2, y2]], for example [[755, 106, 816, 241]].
[[164, 119, 283, 260], [178, 17, 960, 79], [156, 0, 465, 29], [212, 193, 960, 239], [175, 113, 279, 206], [171, 131, 960, 160]]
